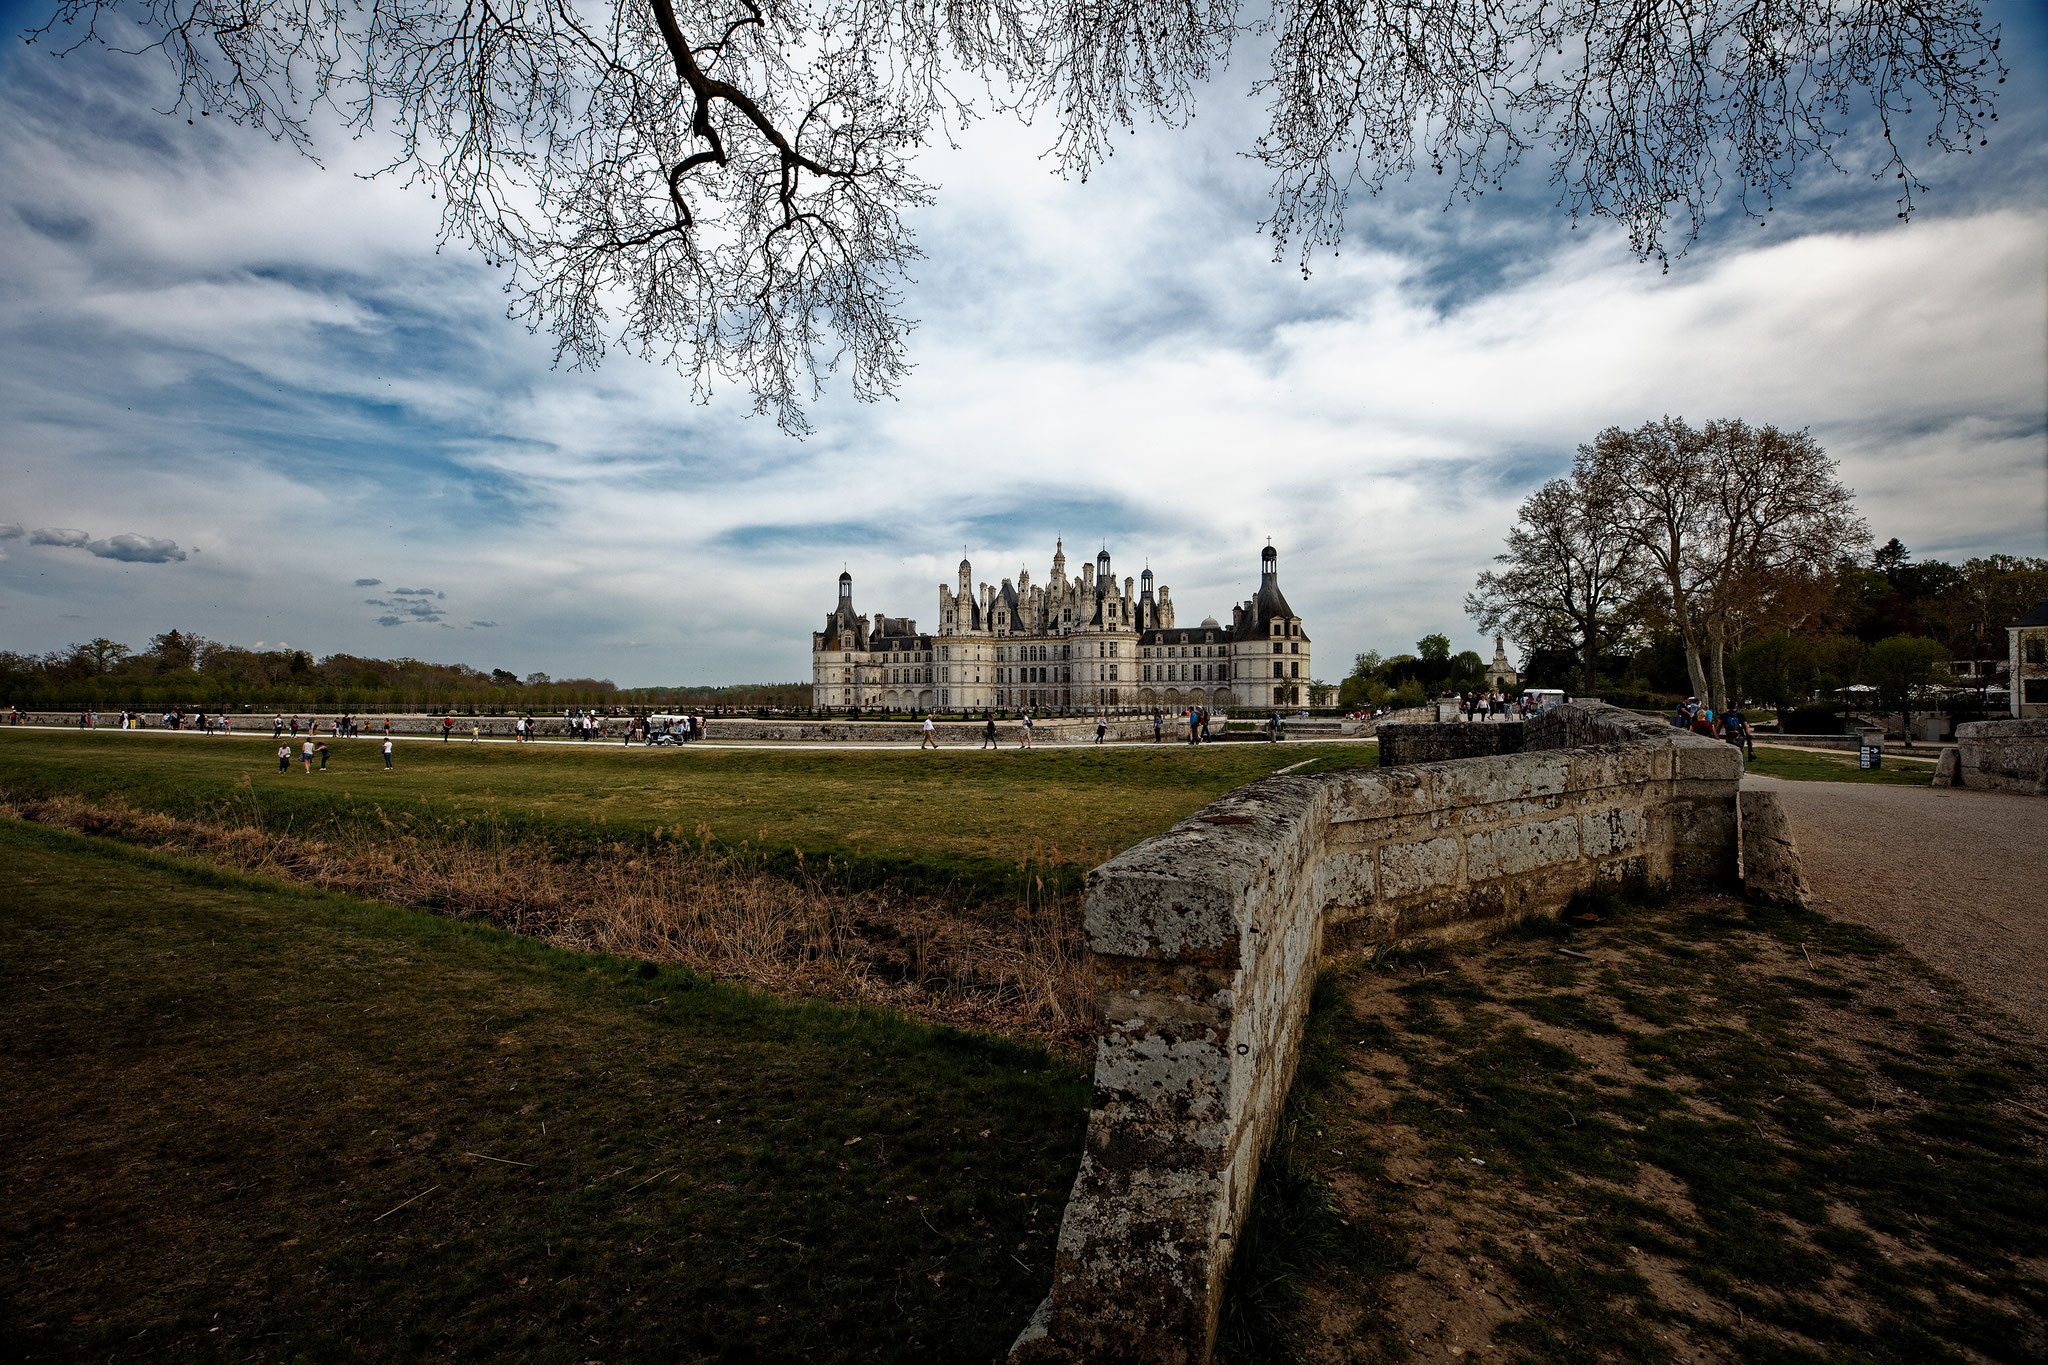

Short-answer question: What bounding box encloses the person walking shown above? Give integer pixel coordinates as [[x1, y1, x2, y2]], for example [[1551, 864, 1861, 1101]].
[[1021, 712, 1034, 749], [981, 716, 998, 750], [317, 742, 330, 771], [1721, 707, 1753, 758], [277, 743, 290, 773], [383, 737, 394, 768], [1186, 707, 1199, 745], [1152, 708, 1163, 743], [1095, 711, 1107, 745], [302, 738, 316, 773], [472, 722, 481, 743], [921, 713, 938, 749]]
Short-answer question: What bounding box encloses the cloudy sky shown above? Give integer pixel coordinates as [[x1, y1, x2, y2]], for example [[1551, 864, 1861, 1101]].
[[2, 3, 2044, 686]]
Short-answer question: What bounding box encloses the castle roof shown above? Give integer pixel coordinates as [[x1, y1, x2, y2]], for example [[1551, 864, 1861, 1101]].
[[2014, 597, 2048, 629], [1140, 625, 1233, 646]]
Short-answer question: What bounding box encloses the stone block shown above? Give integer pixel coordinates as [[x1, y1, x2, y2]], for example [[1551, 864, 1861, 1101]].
[[1738, 789, 1811, 909], [1954, 719, 2048, 797], [1465, 817, 1582, 881], [1580, 805, 1647, 857], [1377, 835, 1465, 900]]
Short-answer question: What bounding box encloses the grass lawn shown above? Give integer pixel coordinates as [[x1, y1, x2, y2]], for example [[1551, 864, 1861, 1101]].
[[0, 729, 1378, 898], [0, 821, 1089, 1363], [1229, 887, 2048, 1364], [1745, 745, 1934, 787]]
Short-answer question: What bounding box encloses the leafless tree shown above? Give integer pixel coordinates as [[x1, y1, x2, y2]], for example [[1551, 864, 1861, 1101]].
[[1591, 416, 1869, 710], [1465, 466, 1638, 696], [25, 0, 2008, 430]]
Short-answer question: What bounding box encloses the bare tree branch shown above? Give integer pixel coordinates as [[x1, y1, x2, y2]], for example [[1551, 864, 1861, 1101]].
[[23, 0, 2008, 430]]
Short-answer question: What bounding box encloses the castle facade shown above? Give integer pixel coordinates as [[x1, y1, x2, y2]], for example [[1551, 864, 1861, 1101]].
[[810, 541, 1311, 713]]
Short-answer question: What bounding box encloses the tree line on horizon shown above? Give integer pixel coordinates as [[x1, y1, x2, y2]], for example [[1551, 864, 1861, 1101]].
[[0, 634, 809, 714], [1455, 416, 2047, 729]]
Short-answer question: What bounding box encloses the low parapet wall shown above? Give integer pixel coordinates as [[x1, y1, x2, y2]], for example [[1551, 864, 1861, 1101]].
[[1954, 719, 2048, 796], [1012, 704, 1745, 1363], [1376, 718, 1527, 764]]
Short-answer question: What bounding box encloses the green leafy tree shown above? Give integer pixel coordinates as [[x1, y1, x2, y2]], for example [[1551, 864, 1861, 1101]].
[[1732, 631, 1817, 723], [1863, 635, 1950, 739], [76, 638, 133, 676]]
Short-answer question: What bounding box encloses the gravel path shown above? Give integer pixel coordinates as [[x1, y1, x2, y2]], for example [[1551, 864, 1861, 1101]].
[[1746, 774, 2048, 1042]]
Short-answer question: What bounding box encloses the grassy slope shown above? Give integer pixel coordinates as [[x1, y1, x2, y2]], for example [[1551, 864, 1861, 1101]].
[[0, 822, 1088, 1363], [0, 730, 1378, 898]]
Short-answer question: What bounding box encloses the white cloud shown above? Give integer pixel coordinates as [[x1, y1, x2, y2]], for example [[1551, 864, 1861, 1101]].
[[87, 533, 187, 563], [0, 37, 2042, 681]]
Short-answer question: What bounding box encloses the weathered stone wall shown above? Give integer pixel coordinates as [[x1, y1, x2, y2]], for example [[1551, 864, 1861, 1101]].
[[1377, 719, 1527, 765], [1954, 719, 2048, 797], [1012, 703, 1745, 1364]]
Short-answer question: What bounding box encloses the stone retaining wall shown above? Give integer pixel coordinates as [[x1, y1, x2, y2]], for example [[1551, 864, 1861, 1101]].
[[1376, 719, 1527, 764], [1012, 703, 1750, 1364], [1954, 719, 2048, 796]]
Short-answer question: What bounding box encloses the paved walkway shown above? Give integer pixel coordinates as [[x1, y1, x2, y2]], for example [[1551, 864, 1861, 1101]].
[[1745, 774, 2048, 1042]]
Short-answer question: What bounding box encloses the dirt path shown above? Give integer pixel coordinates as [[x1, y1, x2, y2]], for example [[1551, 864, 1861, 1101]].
[[1746, 773, 2048, 1041]]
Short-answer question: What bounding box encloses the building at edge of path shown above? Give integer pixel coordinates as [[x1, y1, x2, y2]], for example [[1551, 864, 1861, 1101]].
[[811, 541, 1311, 713], [2011, 595, 2048, 718]]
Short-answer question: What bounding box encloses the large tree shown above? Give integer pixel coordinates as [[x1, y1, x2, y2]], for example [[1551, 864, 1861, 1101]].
[[1588, 417, 1868, 711], [26, 0, 2008, 431], [1466, 466, 1639, 696]]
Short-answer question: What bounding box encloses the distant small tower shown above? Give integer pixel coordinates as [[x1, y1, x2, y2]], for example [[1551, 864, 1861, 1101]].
[[1484, 635, 1520, 691]]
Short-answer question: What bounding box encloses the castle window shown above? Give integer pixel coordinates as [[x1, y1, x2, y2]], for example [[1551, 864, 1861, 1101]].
[[1273, 663, 1283, 678], [1291, 643, 1299, 654]]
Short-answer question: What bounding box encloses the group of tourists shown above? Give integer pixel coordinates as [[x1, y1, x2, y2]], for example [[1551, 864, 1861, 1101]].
[[1673, 698, 1754, 756], [1451, 690, 1529, 721], [1140, 706, 1215, 744], [267, 713, 380, 738], [276, 735, 399, 771]]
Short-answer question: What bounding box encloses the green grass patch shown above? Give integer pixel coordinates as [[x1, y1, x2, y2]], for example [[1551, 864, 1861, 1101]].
[[1746, 745, 1935, 786], [0, 729, 1377, 903], [0, 821, 1089, 1361]]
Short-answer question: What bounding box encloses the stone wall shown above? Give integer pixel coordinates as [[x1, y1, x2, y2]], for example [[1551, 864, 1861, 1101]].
[[1377, 719, 1527, 765], [1954, 719, 2048, 797], [1012, 703, 1747, 1364]]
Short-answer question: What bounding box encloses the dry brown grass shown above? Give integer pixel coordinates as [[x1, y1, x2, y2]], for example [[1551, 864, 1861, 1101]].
[[0, 789, 1097, 1048]]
